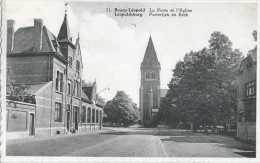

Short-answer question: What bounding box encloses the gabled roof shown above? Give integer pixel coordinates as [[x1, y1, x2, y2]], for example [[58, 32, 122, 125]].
[[82, 81, 97, 102], [57, 13, 71, 42], [81, 90, 92, 103], [141, 36, 160, 68]]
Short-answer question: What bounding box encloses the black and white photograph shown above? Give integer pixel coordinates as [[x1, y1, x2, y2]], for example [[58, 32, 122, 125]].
[[0, 0, 258, 162]]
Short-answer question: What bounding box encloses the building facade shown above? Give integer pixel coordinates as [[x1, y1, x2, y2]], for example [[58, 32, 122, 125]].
[[6, 12, 104, 138], [139, 36, 161, 127], [235, 49, 256, 142]]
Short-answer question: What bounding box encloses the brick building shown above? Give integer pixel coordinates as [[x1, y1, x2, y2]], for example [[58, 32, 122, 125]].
[[139, 36, 162, 127], [235, 48, 256, 142], [6, 12, 104, 138]]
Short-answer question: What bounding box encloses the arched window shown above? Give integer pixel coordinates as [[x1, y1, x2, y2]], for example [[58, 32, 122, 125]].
[[81, 106, 86, 123], [87, 107, 91, 123]]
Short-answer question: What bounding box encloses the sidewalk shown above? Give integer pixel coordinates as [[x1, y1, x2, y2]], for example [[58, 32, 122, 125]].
[[7, 127, 113, 145]]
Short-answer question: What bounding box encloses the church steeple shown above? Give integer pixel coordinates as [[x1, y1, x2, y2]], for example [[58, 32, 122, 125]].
[[139, 35, 161, 127], [58, 12, 71, 42], [141, 35, 160, 68]]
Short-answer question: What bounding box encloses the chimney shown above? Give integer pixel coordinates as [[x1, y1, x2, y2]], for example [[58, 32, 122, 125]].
[[34, 18, 43, 52], [7, 19, 15, 54]]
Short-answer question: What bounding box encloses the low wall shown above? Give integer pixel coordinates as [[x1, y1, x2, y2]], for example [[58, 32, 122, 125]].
[[237, 122, 256, 142]]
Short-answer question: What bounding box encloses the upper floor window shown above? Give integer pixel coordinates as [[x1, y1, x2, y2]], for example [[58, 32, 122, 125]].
[[54, 102, 62, 122], [60, 73, 63, 92], [67, 82, 71, 95], [245, 80, 256, 97], [145, 72, 156, 80], [56, 71, 64, 92], [68, 56, 73, 67], [73, 80, 81, 97], [73, 80, 76, 96], [76, 61, 80, 75], [56, 71, 60, 91]]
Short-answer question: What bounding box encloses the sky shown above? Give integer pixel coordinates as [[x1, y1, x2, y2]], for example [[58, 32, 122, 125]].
[[6, 0, 257, 105]]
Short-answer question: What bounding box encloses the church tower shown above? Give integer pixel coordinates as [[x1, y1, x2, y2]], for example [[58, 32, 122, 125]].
[[140, 36, 161, 127]]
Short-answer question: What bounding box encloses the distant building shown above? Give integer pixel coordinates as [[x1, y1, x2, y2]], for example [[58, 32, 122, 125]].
[[6, 12, 104, 138], [140, 36, 166, 126], [235, 48, 256, 142]]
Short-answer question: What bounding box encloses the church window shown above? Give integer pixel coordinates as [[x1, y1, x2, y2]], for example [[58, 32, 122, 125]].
[[151, 72, 156, 79], [145, 72, 149, 79], [145, 72, 156, 80]]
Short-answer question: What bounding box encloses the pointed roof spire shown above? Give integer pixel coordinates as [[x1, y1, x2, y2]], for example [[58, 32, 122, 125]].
[[58, 3, 71, 42], [141, 35, 160, 68]]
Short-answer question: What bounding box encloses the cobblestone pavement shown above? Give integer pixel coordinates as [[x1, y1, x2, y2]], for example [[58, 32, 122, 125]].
[[6, 127, 255, 157]]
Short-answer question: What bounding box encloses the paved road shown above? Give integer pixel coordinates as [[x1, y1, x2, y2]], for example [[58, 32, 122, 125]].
[[6, 128, 255, 157]]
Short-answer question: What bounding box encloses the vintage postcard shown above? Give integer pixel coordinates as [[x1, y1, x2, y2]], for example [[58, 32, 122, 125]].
[[0, 0, 259, 162]]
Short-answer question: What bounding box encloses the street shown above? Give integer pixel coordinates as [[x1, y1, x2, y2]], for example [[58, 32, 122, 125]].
[[6, 127, 255, 157]]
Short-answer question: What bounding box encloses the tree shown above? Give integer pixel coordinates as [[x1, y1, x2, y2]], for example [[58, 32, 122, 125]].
[[6, 67, 29, 102], [157, 61, 185, 127], [176, 49, 218, 129], [161, 31, 243, 130], [104, 91, 138, 127]]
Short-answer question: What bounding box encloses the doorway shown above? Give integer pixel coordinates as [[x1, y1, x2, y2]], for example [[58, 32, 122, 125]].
[[29, 113, 35, 136]]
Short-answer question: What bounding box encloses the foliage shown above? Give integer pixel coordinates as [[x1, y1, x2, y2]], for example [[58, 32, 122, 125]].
[[6, 67, 30, 102], [158, 31, 244, 130], [104, 91, 138, 127]]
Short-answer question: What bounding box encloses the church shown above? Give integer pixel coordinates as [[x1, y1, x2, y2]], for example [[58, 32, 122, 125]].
[[139, 36, 167, 127]]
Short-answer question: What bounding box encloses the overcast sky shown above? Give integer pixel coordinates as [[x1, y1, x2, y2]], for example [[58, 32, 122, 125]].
[[7, 0, 257, 105]]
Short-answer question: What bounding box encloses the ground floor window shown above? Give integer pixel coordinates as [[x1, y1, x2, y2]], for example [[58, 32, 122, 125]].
[[72, 106, 80, 123], [92, 109, 95, 123], [55, 102, 62, 122], [87, 107, 91, 123], [96, 110, 99, 123], [245, 80, 256, 97], [81, 106, 86, 123]]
